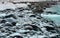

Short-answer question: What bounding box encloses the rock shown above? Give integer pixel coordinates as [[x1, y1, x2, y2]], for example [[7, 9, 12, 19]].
[[46, 11, 57, 14], [16, 8, 24, 12], [1, 30, 5, 33], [44, 26, 55, 31], [9, 33, 23, 38], [43, 7, 46, 10], [0, 33, 6, 38], [0, 2, 59, 38], [37, 16, 42, 19], [0, 13, 6, 18], [50, 34, 59, 38], [33, 8, 44, 13], [4, 22, 13, 26], [24, 26, 33, 30], [23, 24, 41, 31], [5, 18, 17, 26], [46, 11, 52, 14], [6, 9, 14, 11], [0, 19, 6, 23], [5, 27, 10, 31], [18, 15, 23, 18], [0, 26, 3, 29], [51, 37, 57, 38], [4, 14, 17, 19], [12, 35, 23, 38], [29, 14, 36, 17], [12, 22, 16, 26], [0, 10, 6, 13]]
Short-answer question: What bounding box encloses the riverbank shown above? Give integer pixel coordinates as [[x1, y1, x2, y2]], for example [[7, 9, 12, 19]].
[[0, 2, 60, 38]]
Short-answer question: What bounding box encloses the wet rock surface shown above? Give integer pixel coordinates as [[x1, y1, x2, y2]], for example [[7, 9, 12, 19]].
[[0, 2, 60, 38]]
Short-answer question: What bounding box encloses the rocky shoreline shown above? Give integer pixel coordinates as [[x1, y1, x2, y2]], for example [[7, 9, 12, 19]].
[[0, 2, 60, 38]]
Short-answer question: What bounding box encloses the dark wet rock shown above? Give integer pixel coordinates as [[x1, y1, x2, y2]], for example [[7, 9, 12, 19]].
[[46, 11, 57, 14], [22, 31, 30, 34], [0, 10, 6, 13], [41, 19, 48, 23], [5, 28, 11, 31], [9, 33, 23, 38], [0, 26, 3, 29], [51, 37, 57, 38], [23, 24, 29, 26], [29, 14, 36, 17], [12, 22, 16, 26], [2, 2, 4, 4], [5, 9, 15, 12], [18, 15, 23, 18], [37, 17, 42, 19], [4, 22, 13, 26], [12, 30, 16, 32], [6, 9, 15, 11], [49, 22, 54, 25], [1, 29, 5, 33], [4, 14, 17, 19], [43, 37, 48, 38], [43, 7, 46, 10], [0, 19, 6, 23], [12, 35, 23, 38], [50, 30, 57, 33], [5, 18, 17, 26], [44, 26, 55, 31], [17, 8, 24, 12], [30, 25, 41, 31], [46, 11, 52, 14], [33, 9, 44, 13], [50, 35, 59, 38], [24, 26, 33, 30], [0, 3, 59, 38], [23, 24, 41, 31], [53, 12, 57, 14]]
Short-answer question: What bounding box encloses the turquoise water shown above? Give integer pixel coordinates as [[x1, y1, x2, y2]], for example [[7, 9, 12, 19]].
[[51, 5, 60, 14], [42, 5, 60, 26], [41, 14, 60, 26], [44, 5, 60, 14]]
